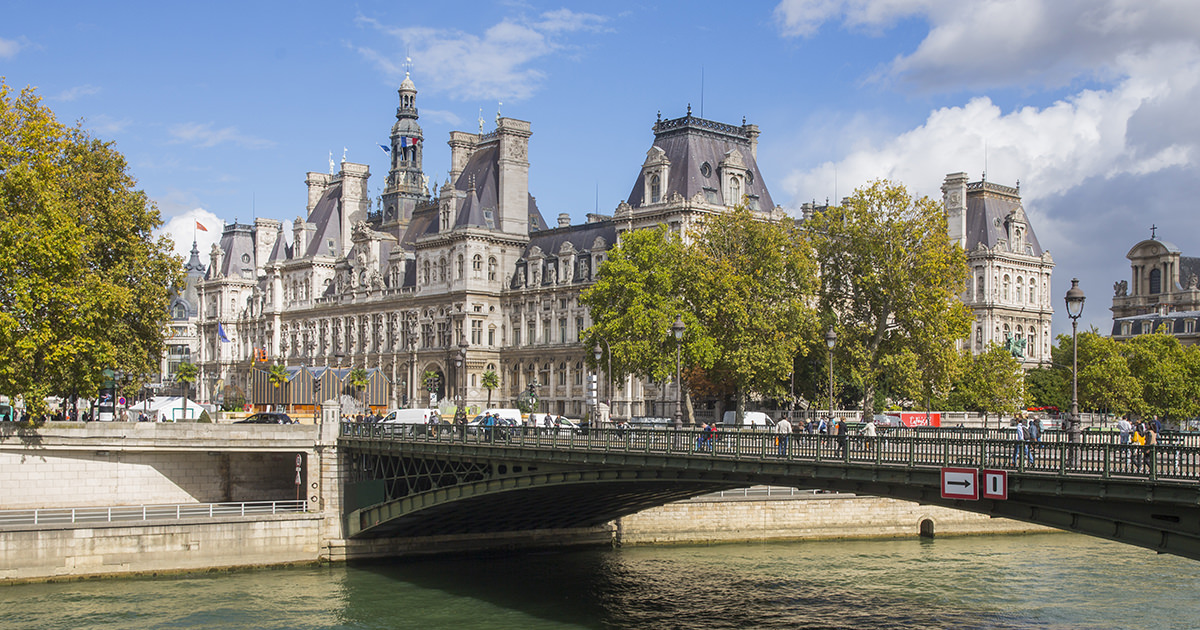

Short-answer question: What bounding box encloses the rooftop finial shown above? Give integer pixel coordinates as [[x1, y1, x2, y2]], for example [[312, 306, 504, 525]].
[[496, 101, 502, 127], [1151, 224, 1159, 239], [478, 107, 485, 134], [341, 147, 347, 163], [404, 55, 413, 79], [329, 151, 334, 175], [687, 103, 692, 116]]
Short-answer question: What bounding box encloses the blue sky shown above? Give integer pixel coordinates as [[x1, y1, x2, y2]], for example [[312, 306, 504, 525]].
[[5, 1, 1200, 336]]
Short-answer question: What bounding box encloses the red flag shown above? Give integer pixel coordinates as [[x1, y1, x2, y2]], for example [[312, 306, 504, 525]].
[[196, 221, 208, 232]]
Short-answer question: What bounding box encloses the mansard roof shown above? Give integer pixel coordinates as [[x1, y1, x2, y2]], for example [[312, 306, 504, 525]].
[[304, 183, 343, 258], [964, 180, 1045, 256], [626, 112, 774, 209], [267, 226, 290, 263], [510, 219, 617, 288], [211, 222, 257, 280]]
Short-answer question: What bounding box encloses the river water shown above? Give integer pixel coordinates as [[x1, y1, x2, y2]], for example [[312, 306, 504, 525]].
[[4, 533, 1199, 629]]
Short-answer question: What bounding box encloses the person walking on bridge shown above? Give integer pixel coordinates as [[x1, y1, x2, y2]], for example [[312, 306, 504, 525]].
[[775, 416, 792, 456], [1013, 419, 1034, 466], [835, 418, 848, 458], [1116, 415, 1133, 470]]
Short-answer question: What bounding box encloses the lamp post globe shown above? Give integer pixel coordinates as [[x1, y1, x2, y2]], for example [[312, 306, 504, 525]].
[[1065, 278, 1086, 447]]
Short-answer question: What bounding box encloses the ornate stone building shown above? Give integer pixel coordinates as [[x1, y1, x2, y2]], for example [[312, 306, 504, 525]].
[[186, 75, 783, 418], [941, 173, 1055, 367], [1111, 232, 1200, 344]]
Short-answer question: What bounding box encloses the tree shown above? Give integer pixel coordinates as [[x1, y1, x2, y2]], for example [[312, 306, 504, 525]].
[[268, 363, 290, 411], [947, 345, 1023, 427], [175, 361, 197, 421], [582, 208, 819, 424], [0, 81, 183, 415], [348, 367, 369, 414], [1073, 332, 1140, 417], [1024, 366, 1068, 412], [481, 369, 499, 407], [682, 206, 819, 421], [1123, 329, 1200, 423], [805, 180, 973, 413]]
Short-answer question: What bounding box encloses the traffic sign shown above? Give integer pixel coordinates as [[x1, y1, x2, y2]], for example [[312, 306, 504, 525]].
[[982, 469, 1008, 500], [940, 467, 978, 500]]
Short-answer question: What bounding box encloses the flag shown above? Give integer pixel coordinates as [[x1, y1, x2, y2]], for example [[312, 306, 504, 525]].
[[400, 137, 407, 148], [218, 322, 230, 343], [196, 221, 208, 232], [379, 143, 390, 154]]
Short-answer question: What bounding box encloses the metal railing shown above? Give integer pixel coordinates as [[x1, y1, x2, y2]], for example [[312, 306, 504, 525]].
[[0, 500, 308, 527], [342, 422, 1200, 483]]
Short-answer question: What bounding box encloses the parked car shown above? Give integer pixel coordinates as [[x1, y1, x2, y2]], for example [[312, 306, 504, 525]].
[[235, 412, 295, 424]]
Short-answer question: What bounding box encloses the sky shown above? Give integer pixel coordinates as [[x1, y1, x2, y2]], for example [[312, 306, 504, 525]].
[[4, 0, 1200, 336]]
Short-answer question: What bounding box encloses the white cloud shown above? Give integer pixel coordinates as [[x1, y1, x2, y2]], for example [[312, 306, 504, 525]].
[[156, 208, 225, 263], [774, 0, 1200, 91], [53, 84, 101, 102], [167, 122, 275, 149], [355, 9, 609, 101], [82, 114, 131, 137], [0, 36, 22, 59]]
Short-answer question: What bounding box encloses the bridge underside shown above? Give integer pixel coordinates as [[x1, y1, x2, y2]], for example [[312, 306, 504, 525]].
[[341, 440, 1200, 560]]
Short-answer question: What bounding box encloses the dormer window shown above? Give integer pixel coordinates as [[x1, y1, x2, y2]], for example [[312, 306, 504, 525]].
[[650, 174, 661, 204], [640, 146, 670, 207]]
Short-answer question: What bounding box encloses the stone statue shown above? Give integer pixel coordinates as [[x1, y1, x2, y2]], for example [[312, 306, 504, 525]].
[[547, 262, 557, 285], [1003, 333, 1026, 359], [1189, 274, 1199, 291], [1114, 280, 1128, 297]]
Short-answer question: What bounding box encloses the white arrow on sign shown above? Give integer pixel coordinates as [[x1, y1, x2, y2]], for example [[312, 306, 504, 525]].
[[940, 467, 979, 500]]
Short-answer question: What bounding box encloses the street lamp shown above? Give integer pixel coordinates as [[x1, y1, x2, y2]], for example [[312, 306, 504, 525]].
[[825, 326, 837, 426], [457, 337, 469, 418], [334, 351, 344, 421], [672, 315, 685, 429], [407, 331, 419, 408], [593, 340, 612, 424], [1065, 278, 1086, 447]]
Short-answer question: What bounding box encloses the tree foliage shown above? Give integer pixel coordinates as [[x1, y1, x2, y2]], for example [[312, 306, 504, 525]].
[[805, 180, 972, 413], [481, 369, 499, 407], [1123, 329, 1200, 421], [946, 345, 1023, 425], [582, 207, 818, 415], [0, 81, 182, 414]]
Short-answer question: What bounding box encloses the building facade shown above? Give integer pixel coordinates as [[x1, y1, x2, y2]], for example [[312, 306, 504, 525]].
[[185, 76, 782, 419], [942, 173, 1055, 367], [1111, 233, 1200, 344]]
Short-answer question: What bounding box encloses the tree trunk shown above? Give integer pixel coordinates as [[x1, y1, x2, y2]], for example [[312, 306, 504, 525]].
[[684, 388, 695, 426], [735, 388, 746, 426]]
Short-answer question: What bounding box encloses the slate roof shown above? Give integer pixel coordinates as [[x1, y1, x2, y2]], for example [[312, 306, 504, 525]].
[[211, 223, 257, 281], [964, 181, 1045, 256], [626, 113, 774, 210], [303, 184, 343, 258], [1112, 310, 1200, 337], [511, 220, 617, 289]]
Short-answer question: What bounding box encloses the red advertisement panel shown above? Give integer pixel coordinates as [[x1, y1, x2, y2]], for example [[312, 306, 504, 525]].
[[900, 412, 941, 427]]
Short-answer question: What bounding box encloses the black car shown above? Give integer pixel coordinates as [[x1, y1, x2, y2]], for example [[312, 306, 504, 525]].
[[234, 412, 295, 424]]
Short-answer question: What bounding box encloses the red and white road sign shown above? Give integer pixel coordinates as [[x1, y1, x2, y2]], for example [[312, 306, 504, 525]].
[[940, 467, 978, 500], [982, 469, 1008, 500]]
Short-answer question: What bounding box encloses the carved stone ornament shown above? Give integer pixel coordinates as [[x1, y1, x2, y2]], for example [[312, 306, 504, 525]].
[[1189, 274, 1199, 290], [1114, 280, 1128, 297]]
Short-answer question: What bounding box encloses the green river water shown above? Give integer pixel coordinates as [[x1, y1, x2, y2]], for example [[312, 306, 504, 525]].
[[3, 533, 1198, 629]]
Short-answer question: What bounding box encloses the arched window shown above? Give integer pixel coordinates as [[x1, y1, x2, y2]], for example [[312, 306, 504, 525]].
[[488, 257, 497, 281], [1029, 281, 1036, 304], [649, 174, 661, 204], [472, 254, 482, 274], [1150, 267, 1162, 294], [729, 176, 741, 204], [1002, 274, 1011, 302]]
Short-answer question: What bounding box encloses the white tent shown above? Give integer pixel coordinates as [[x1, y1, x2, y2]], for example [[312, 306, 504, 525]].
[[143, 396, 204, 422]]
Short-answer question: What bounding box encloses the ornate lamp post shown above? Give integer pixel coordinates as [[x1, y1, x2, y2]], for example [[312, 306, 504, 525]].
[[1065, 278, 1086, 447], [457, 337, 469, 419], [593, 340, 612, 424], [408, 331, 419, 407], [672, 315, 685, 429], [825, 326, 837, 425]]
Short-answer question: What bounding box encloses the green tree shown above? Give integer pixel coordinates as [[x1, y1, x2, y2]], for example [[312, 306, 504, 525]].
[[947, 345, 1023, 426], [175, 361, 197, 421], [0, 82, 183, 415], [1024, 366, 1068, 412], [481, 369, 499, 407], [348, 367, 369, 413], [267, 363, 290, 411], [683, 205, 819, 421], [581, 225, 688, 387], [1124, 329, 1200, 422], [806, 180, 973, 413], [1074, 332, 1140, 416]]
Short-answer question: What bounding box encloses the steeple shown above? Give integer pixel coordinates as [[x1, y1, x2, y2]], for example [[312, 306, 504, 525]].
[[381, 70, 427, 228]]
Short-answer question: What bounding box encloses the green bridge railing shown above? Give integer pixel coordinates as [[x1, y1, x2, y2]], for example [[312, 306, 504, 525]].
[[341, 423, 1200, 483]]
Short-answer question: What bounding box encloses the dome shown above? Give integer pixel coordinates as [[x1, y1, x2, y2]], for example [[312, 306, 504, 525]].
[[400, 72, 416, 92]]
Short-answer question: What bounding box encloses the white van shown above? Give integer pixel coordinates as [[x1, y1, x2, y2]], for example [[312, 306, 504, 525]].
[[380, 408, 440, 434], [721, 410, 775, 430]]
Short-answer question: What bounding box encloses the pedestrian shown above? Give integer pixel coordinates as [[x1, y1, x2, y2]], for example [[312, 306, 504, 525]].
[[1116, 415, 1133, 469], [1027, 416, 1041, 462], [1143, 421, 1158, 472], [835, 418, 848, 457], [696, 422, 709, 451], [775, 415, 792, 456], [860, 415, 876, 452], [1013, 419, 1033, 466]]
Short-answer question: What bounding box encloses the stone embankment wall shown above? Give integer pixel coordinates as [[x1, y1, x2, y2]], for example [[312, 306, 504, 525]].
[[616, 493, 1054, 545]]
